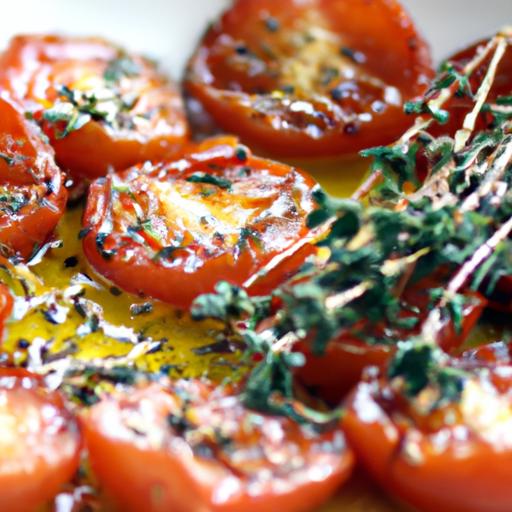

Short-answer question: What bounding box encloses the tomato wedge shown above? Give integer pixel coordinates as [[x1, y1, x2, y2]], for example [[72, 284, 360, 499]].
[[185, 0, 433, 158], [0, 35, 189, 180], [83, 379, 353, 512], [0, 96, 67, 260], [82, 138, 318, 309], [343, 354, 512, 512], [0, 368, 81, 511]]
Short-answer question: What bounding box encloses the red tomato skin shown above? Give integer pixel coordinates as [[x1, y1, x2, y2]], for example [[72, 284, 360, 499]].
[[186, 0, 433, 158], [343, 375, 512, 512], [0, 96, 67, 259], [0, 35, 189, 180], [82, 139, 319, 309], [0, 368, 81, 512], [83, 382, 353, 512]]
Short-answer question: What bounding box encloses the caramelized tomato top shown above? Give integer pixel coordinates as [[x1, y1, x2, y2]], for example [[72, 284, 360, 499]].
[[84, 379, 353, 512], [186, 0, 433, 158], [351, 358, 512, 445], [82, 138, 318, 308], [0, 35, 189, 179]]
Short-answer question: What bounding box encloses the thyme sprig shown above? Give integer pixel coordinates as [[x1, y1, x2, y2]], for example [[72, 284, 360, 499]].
[[192, 29, 512, 420]]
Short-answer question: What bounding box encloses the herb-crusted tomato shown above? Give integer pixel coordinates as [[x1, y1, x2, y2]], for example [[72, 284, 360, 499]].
[[0, 368, 81, 512], [82, 138, 318, 309], [0, 96, 67, 260], [343, 348, 512, 512], [83, 379, 353, 512], [185, 0, 433, 158], [0, 35, 189, 180]]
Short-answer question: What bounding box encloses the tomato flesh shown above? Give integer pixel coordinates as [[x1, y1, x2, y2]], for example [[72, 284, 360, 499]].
[[83, 379, 353, 512], [0, 368, 80, 511], [186, 0, 433, 158], [343, 360, 512, 512], [82, 138, 318, 309], [0, 35, 189, 180], [0, 96, 67, 260]]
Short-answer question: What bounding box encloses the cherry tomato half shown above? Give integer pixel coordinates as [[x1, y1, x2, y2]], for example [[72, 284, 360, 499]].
[[343, 358, 512, 512], [82, 138, 318, 309], [0, 368, 81, 512], [185, 0, 433, 159], [0, 35, 189, 180], [0, 96, 67, 260], [297, 284, 486, 403], [83, 379, 353, 512]]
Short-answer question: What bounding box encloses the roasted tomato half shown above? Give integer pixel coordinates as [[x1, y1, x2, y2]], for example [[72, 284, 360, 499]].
[[82, 138, 318, 309], [344, 351, 512, 512], [0, 34, 189, 180], [0, 368, 81, 512], [0, 96, 67, 260], [83, 379, 353, 512], [185, 0, 433, 158], [297, 285, 486, 403]]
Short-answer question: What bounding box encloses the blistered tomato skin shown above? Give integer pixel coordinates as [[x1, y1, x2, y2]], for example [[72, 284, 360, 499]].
[[82, 137, 318, 309], [0, 96, 68, 260], [0, 368, 81, 512], [83, 380, 353, 512], [0, 34, 189, 180], [185, 0, 433, 159], [343, 363, 512, 512]]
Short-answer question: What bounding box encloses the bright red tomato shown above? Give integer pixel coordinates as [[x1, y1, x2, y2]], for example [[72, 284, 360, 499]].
[[343, 356, 512, 512], [0, 96, 67, 260], [83, 379, 353, 512], [0, 35, 189, 180], [0, 368, 81, 511], [82, 137, 318, 309], [185, 0, 433, 158]]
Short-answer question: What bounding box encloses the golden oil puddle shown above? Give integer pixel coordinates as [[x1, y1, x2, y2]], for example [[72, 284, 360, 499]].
[[2, 205, 236, 381]]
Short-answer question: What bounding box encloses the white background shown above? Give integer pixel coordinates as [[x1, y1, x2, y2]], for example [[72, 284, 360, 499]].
[[0, 0, 510, 79]]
